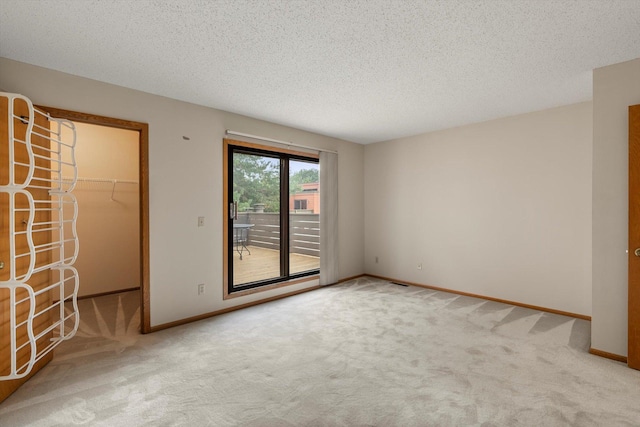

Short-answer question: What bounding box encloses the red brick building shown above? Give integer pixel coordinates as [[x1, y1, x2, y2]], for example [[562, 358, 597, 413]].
[[289, 182, 320, 214]]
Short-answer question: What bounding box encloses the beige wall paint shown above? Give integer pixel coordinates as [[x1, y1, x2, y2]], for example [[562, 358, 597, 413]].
[[0, 57, 365, 327], [592, 58, 640, 357], [66, 122, 140, 297], [364, 102, 593, 316]]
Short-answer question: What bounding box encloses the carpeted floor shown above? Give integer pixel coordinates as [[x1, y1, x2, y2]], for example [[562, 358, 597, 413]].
[[1, 276, 639, 426]]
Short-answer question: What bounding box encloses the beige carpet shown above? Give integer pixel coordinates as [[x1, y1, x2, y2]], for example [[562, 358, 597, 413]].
[[1, 276, 639, 426]]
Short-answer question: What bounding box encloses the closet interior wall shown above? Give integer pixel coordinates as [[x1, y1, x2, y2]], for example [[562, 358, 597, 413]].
[[66, 122, 140, 297]]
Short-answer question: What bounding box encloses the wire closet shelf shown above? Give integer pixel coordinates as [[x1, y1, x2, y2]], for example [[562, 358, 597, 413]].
[[65, 177, 139, 201], [1, 92, 80, 380]]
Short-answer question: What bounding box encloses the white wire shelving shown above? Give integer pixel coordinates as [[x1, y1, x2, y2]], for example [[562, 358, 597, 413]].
[[1, 92, 80, 380]]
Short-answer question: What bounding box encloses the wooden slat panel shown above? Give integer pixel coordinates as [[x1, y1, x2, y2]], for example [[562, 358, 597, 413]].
[[290, 213, 320, 257], [245, 215, 280, 250], [290, 249, 320, 257], [291, 225, 318, 230], [242, 212, 320, 255], [290, 234, 319, 244]]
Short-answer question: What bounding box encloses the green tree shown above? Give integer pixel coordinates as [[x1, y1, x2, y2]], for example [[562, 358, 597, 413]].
[[233, 154, 280, 212], [233, 155, 319, 212], [289, 168, 319, 195]]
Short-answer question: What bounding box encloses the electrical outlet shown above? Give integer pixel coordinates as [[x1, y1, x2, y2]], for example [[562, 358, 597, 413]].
[[197, 283, 205, 295], [198, 216, 205, 227], [417, 263, 422, 270], [375, 256, 379, 264]]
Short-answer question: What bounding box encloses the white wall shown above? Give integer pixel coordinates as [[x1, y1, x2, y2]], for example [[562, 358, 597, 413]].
[[0, 57, 365, 327], [69, 122, 140, 297], [364, 102, 593, 316], [592, 58, 640, 356]]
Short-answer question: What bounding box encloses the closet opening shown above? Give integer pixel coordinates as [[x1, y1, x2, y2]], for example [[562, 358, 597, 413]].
[[72, 122, 140, 297], [38, 106, 150, 334]]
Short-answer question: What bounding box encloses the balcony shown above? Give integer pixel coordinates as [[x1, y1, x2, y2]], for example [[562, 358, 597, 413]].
[[233, 212, 319, 287]]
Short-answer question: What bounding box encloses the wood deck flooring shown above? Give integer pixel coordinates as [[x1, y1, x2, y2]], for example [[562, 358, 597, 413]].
[[233, 245, 319, 287]]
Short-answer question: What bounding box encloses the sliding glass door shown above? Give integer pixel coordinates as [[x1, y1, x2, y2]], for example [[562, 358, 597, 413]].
[[225, 141, 320, 295], [232, 151, 281, 285]]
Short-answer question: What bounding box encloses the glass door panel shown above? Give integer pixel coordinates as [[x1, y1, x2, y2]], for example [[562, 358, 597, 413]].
[[232, 151, 281, 287], [289, 160, 320, 275]]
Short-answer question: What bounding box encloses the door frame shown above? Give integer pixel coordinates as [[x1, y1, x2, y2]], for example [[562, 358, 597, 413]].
[[37, 106, 151, 334], [222, 138, 319, 299], [629, 104, 640, 370]]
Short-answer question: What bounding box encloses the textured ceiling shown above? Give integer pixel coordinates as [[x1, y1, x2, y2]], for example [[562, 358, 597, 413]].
[[1, 1, 639, 144]]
